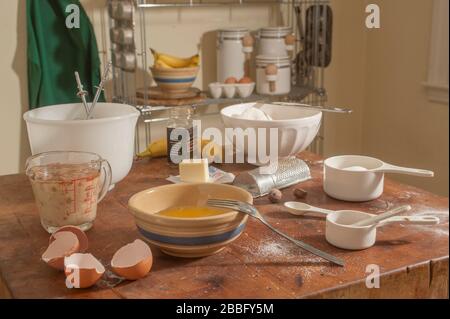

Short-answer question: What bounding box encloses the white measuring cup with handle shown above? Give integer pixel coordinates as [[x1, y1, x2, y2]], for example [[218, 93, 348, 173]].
[[323, 155, 434, 202], [284, 202, 439, 250]]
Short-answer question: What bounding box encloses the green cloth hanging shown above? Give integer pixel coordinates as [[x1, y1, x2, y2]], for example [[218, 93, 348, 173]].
[[27, 0, 104, 109]]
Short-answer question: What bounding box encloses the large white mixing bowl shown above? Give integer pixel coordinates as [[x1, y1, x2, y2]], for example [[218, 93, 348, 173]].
[[24, 103, 140, 186], [221, 102, 322, 159]]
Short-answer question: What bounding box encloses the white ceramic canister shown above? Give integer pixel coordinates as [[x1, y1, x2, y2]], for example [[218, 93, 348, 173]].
[[217, 28, 251, 82], [256, 55, 291, 95], [258, 27, 294, 57]]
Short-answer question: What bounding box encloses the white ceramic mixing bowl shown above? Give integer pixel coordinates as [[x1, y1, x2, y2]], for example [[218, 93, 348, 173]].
[[220, 102, 322, 159], [23, 103, 140, 187]]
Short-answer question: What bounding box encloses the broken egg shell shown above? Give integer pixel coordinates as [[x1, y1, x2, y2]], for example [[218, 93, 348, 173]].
[[42, 231, 80, 270], [50, 225, 89, 253], [111, 239, 153, 280], [64, 253, 105, 288]]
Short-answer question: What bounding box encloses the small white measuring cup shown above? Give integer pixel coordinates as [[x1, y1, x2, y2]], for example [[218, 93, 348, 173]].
[[284, 202, 439, 250], [323, 155, 434, 201]]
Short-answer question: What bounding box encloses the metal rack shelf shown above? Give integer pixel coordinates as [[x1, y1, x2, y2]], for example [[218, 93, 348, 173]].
[[137, 0, 329, 8], [134, 85, 319, 123], [106, 0, 330, 155]]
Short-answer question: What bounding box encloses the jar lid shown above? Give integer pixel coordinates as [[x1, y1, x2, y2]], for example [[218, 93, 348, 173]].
[[260, 26, 292, 37], [218, 27, 249, 35], [256, 55, 291, 63]]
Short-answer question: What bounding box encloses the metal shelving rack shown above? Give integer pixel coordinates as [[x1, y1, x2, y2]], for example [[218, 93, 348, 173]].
[[106, 0, 330, 154]]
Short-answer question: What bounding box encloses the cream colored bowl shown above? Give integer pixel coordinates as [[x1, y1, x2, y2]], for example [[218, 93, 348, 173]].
[[128, 183, 253, 258], [221, 102, 322, 159], [150, 66, 199, 93]]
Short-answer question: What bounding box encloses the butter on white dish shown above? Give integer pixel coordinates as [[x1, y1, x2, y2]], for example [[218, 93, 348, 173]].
[[179, 158, 210, 183], [231, 103, 273, 121], [167, 166, 235, 184]]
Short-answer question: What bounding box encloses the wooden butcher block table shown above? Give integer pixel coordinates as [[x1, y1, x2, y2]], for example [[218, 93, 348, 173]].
[[0, 152, 448, 299]]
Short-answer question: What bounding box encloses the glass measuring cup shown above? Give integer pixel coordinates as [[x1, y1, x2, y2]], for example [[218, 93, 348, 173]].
[[25, 151, 112, 233]]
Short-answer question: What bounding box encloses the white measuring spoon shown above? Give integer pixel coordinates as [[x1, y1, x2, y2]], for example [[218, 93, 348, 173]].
[[284, 201, 335, 216], [352, 205, 411, 227], [283, 202, 438, 227]]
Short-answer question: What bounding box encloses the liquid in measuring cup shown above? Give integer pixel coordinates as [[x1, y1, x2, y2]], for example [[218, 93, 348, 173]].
[[28, 163, 100, 232]]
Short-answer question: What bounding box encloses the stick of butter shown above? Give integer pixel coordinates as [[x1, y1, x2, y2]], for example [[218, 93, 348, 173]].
[[179, 158, 209, 183]]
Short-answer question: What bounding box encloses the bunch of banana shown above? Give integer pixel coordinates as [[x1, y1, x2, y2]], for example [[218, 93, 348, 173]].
[[138, 138, 224, 160], [151, 48, 200, 69]]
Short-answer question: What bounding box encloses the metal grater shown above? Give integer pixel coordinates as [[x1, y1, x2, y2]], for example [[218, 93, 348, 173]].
[[232, 158, 311, 198]]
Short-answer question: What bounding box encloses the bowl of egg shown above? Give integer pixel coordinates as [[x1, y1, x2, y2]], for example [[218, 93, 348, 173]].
[[128, 183, 253, 258]]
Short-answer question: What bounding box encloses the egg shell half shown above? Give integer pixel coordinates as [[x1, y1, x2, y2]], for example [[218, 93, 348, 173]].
[[111, 239, 153, 280], [50, 225, 89, 253], [42, 231, 80, 270], [64, 253, 105, 289]]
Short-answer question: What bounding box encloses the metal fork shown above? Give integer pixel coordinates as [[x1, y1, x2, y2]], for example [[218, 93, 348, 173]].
[[207, 199, 344, 267]]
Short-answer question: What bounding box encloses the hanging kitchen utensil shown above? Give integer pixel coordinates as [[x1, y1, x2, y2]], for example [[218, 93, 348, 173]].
[[294, 5, 312, 87], [305, 4, 333, 67]]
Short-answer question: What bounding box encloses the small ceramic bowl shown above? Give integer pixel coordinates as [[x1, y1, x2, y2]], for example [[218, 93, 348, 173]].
[[208, 82, 223, 99], [236, 82, 255, 98], [128, 183, 253, 258], [150, 66, 199, 93], [223, 84, 237, 98]]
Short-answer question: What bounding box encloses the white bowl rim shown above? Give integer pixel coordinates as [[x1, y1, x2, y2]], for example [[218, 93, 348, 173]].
[[23, 102, 140, 126], [324, 155, 385, 172], [221, 102, 322, 125]]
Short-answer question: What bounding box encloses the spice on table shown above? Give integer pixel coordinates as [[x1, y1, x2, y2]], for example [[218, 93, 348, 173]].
[[268, 188, 282, 203], [293, 187, 308, 199]]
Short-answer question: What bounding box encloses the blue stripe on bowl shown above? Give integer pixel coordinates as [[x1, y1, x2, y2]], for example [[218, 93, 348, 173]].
[[137, 222, 245, 246], [154, 77, 196, 83]]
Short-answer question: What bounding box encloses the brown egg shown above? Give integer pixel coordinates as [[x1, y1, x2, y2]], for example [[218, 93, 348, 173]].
[[42, 231, 80, 270], [111, 239, 153, 280], [50, 225, 89, 253], [64, 253, 105, 288], [224, 77, 238, 84], [238, 77, 253, 84]]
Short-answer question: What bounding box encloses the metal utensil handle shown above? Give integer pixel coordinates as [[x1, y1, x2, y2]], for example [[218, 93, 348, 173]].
[[87, 62, 112, 119], [272, 101, 352, 114], [256, 215, 344, 267], [74, 71, 90, 117]]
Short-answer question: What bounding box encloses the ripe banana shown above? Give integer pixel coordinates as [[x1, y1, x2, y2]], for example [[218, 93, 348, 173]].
[[151, 48, 199, 68], [137, 138, 167, 158], [154, 59, 174, 69], [138, 138, 223, 160]]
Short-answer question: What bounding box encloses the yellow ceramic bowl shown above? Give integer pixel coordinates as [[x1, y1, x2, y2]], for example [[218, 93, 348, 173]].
[[150, 66, 199, 93], [128, 183, 253, 258]]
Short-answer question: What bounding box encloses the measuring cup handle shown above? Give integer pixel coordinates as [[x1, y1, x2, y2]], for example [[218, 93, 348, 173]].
[[376, 163, 434, 177], [376, 215, 440, 228], [97, 159, 112, 202]]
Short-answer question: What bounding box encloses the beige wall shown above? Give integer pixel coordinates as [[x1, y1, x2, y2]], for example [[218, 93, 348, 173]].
[[362, 0, 448, 196], [0, 0, 29, 176], [1, 1, 448, 195], [323, 0, 448, 195]]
